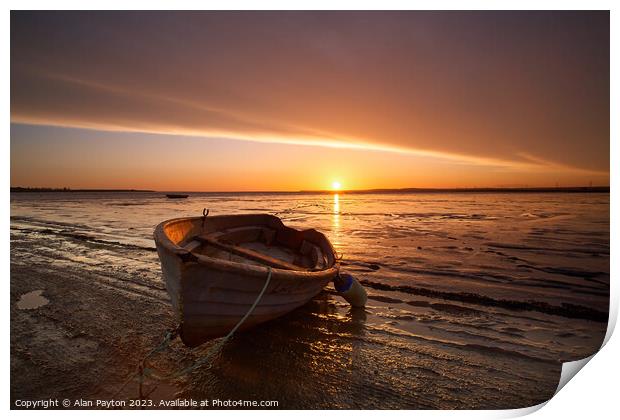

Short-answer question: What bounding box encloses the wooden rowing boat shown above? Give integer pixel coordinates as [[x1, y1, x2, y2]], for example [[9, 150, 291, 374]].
[[154, 214, 339, 347]]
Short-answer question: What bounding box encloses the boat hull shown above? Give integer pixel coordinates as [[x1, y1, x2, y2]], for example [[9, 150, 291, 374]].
[[154, 214, 338, 347]]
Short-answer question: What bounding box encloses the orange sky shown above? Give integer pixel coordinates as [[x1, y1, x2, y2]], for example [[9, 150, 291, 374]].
[[10, 11, 610, 191]]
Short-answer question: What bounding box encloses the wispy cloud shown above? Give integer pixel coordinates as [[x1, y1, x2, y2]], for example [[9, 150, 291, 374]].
[[11, 11, 609, 179]]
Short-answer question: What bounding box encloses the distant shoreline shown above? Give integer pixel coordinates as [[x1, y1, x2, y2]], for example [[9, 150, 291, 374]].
[[10, 187, 155, 193], [299, 186, 610, 194], [10, 186, 610, 194]]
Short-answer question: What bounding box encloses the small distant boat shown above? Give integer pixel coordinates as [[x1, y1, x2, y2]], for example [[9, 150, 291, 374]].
[[154, 214, 339, 347], [166, 194, 189, 199]]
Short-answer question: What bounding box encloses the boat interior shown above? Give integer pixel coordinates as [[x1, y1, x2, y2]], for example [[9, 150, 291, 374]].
[[174, 218, 333, 272]]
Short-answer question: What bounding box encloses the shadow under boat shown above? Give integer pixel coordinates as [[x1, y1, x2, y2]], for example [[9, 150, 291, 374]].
[[174, 291, 370, 408]]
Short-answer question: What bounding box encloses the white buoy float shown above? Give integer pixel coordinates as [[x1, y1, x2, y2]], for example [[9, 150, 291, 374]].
[[334, 273, 367, 307]]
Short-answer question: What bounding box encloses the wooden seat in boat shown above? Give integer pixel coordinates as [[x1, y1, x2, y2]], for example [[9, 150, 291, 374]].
[[182, 225, 327, 271], [193, 233, 304, 271]]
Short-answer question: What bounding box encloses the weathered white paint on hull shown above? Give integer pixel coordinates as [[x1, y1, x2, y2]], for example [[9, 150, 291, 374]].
[[154, 214, 339, 347]]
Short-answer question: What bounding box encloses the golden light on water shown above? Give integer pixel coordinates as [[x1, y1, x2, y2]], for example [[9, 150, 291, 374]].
[[332, 193, 341, 244]]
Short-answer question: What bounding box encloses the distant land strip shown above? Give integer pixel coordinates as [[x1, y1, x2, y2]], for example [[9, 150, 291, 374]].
[[10, 186, 609, 194], [299, 186, 610, 194], [10, 187, 155, 193]]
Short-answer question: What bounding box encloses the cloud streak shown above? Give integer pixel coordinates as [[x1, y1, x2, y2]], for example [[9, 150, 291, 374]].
[[11, 11, 609, 178]]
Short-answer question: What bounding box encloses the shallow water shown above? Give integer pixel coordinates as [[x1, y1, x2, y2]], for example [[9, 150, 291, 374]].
[[16, 290, 49, 310], [10, 191, 609, 408]]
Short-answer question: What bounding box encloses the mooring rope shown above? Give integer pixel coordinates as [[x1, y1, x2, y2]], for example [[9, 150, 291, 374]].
[[169, 266, 272, 378], [112, 267, 273, 398]]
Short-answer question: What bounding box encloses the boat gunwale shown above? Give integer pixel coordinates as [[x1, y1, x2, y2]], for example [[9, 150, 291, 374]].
[[154, 214, 340, 280]]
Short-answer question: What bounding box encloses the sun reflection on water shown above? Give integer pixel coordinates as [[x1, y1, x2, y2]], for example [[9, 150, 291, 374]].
[[332, 193, 341, 247], [333, 193, 340, 224]]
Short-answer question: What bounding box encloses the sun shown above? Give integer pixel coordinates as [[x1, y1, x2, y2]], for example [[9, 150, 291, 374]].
[[331, 181, 342, 191]]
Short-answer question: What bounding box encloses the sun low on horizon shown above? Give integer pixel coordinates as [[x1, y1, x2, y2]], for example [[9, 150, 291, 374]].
[[9, 11, 610, 191]]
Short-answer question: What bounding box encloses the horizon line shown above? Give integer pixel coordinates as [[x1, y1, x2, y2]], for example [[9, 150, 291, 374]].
[[10, 185, 611, 195]]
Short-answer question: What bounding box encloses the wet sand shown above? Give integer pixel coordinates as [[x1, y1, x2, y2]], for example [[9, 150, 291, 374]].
[[10, 191, 609, 409], [11, 237, 563, 409]]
